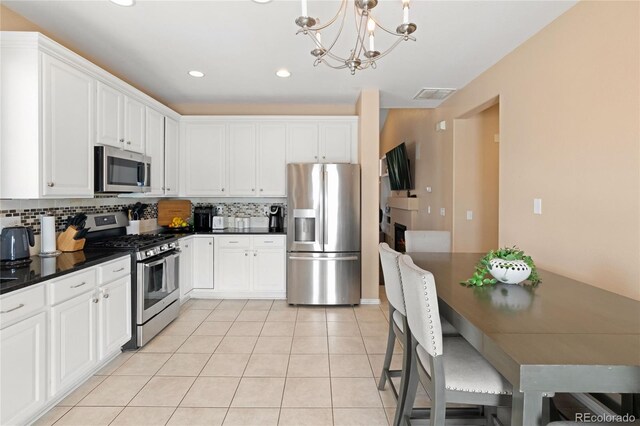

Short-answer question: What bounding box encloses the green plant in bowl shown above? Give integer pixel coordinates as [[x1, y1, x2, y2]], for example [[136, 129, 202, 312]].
[[462, 246, 541, 287]]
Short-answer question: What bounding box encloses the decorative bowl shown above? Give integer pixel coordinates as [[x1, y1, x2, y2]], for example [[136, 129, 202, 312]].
[[489, 258, 531, 284]]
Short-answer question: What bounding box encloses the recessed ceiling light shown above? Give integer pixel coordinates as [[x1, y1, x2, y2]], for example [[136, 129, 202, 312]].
[[188, 70, 205, 78], [252, 0, 272, 3], [276, 69, 291, 78], [109, 0, 135, 6]]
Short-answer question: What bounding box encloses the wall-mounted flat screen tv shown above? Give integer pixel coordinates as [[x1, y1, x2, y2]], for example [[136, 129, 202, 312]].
[[386, 142, 412, 191]]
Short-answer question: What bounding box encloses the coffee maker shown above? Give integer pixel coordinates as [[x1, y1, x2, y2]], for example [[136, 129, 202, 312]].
[[268, 205, 283, 232], [193, 206, 214, 231]]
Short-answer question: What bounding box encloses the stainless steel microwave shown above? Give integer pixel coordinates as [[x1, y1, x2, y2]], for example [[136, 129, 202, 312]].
[[95, 145, 151, 193]]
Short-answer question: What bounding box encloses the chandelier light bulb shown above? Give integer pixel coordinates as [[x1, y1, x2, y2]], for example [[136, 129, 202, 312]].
[[402, 0, 410, 24], [367, 18, 376, 33]]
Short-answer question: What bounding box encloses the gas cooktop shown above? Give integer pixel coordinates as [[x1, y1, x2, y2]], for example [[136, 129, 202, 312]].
[[85, 234, 176, 250]]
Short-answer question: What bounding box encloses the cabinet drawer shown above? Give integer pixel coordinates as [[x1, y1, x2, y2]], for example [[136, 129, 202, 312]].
[[252, 236, 285, 248], [97, 257, 131, 284], [0, 285, 46, 328], [48, 269, 96, 306], [217, 236, 251, 248]]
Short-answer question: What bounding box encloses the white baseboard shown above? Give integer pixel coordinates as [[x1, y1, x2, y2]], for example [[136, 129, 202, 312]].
[[190, 289, 286, 300], [360, 298, 381, 305]]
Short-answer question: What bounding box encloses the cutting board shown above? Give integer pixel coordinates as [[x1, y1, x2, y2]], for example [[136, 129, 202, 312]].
[[157, 200, 192, 226]]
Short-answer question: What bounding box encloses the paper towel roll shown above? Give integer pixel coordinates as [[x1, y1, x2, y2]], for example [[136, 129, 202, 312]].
[[40, 215, 56, 253]]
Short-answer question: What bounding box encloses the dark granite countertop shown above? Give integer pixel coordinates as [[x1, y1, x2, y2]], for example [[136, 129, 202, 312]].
[[0, 250, 129, 295], [157, 228, 287, 237]]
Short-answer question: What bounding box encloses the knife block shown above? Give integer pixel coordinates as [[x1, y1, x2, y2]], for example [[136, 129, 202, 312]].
[[56, 227, 85, 252]]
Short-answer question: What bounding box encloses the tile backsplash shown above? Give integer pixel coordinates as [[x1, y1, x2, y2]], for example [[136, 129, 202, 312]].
[[0, 197, 286, 234]]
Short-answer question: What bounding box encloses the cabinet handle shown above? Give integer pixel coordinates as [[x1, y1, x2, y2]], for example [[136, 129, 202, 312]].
[[185, 244, 189, 248], [209, 242, 212, 246], [260, 189, 263, 192], [93, 298, 99, 303], [103, 293, 110, 299], [263, 241, 273, 243], [314, 155, 318, 159], [253, 252, 257, 257], [0, 303, 24, 314], [251, 189, 255, 192], [221, 188, 225, 192], [71, 281, 87, 288], [119, 138, 125, 143], [167, 188, 171, 191], [229, 241, 239, 244], [323, 156, 326, 159], [126, 141, 132, 145], [161, 186, 165, 190], [47, 182, 55, 187], [113, 267, 125, 273], [245, 252, 248, 256]]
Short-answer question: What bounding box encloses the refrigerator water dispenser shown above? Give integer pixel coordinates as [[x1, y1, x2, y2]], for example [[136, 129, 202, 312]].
[[293, 209, 316, 242]]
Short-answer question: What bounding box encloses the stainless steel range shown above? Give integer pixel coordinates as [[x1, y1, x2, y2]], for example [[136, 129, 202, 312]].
[[84, 212, 180, 348]]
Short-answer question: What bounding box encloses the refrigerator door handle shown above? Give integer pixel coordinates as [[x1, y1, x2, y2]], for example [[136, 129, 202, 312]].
[[323, 168, 328, 248], [288, 256, 359, 261]]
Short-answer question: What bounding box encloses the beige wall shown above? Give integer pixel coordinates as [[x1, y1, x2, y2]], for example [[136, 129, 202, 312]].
[[453, 103, 499, 252], [383, 1, 640, 301], [380, 109, 452, 231], [357, 89, 380, 302]]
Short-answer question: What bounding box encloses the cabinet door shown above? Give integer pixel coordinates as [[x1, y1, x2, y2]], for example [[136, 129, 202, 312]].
[[183, 123, 227, 196], [50, 291, 97, 397], [253, 249, 286, 292], [228, 123, 257, 196], [216, 249, 251, 292], [286, 123, 319, 163], [124, 96, 145, 153], [97, 277, 131, 361], [192, 237, 214, 289], [164, 117, 179, 196], [257, 123, 286, 196], [0, 312, 46, 426], [179, 237, 194, 299], [96, 82, 123, 148], [319, 122, 352, 163], [41, 54, 95, 197], [145, 107, 165, 195]]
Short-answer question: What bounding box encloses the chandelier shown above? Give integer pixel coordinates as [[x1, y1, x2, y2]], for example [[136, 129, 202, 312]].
[[295, 0, 417, 75]]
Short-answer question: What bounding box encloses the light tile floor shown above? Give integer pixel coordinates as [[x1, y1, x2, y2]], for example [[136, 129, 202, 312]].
[[36, 296, 436, 426]]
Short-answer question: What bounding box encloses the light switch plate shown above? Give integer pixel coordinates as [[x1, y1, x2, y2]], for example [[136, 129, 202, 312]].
[[533, 198, 542, 215], [440, 208, 446, 216]]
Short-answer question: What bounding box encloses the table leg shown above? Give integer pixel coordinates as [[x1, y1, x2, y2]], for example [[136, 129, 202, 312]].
[[511, 391, 544, 426]]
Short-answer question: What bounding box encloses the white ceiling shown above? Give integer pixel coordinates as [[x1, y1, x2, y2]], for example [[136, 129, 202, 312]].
[[4, 0, 577, 109]]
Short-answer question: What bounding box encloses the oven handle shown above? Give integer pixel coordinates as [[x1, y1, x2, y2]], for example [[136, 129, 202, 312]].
[[143, 257, 166, 269]]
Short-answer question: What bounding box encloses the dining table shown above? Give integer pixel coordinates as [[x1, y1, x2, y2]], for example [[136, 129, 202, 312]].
[[406, 252, 640, 426]]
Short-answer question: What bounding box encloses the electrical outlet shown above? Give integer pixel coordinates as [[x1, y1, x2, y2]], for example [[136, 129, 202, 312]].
[[466, 210, 473, 220], [533, 198, 542, 215], [427, 206, 431, 214], [425, 186, 432, 193], [440, 208, 446, 216]]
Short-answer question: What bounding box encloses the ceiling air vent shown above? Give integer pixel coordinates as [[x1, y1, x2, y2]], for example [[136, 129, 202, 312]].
[[413, 88, 456, 101]]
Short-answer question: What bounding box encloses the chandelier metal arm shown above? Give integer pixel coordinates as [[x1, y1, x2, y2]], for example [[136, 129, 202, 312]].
[[295, 0, 417, 74]]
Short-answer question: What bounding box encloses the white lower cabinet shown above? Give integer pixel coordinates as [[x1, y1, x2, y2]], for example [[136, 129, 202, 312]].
[[97, 276, 131, 360], [0, 255, 131, 425], [192, 236, 214, 289], [50, 289, 98, 396], [213, 235, 286, 297], [179, 236, 194, 299], [0, 312, 47, 426]]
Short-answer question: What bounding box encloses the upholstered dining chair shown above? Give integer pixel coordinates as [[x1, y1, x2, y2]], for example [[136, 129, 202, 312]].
[[398, 254, 512, 426], [404, 230, 451, 253], [378, 243, 413, 424], [378, 243, 459, 426]]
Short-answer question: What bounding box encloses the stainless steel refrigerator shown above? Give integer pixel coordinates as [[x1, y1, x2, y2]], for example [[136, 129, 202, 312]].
[[287, 163, 361, 305]]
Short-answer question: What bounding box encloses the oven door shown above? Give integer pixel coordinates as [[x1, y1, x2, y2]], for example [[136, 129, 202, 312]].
[[95, 145, 151, 193], [137, 251, 180, 324]]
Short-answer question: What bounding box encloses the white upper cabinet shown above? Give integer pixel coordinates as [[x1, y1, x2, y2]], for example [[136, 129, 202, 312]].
[[182, 122, 227, 196], [97, 82, 146, 154], [145, 107, 165, 196], [164, 117, 179, 196], [228, 123, 257, 196], [286, 122, 319, 163], [41, 54, 95, 197], [1, 32, 180, 199], [257, 123, 287, 196], [124, 97, 146, 153], [286, 118, 357, 164], [96, 82, 123, 148], [319, 121, 355, 163]]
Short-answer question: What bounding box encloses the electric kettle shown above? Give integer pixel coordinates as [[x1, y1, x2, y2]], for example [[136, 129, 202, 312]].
[[0, 226, 35, 261]]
